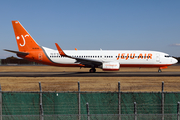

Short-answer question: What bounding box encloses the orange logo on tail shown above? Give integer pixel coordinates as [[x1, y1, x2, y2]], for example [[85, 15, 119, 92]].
[[16, 34, 29, 47]]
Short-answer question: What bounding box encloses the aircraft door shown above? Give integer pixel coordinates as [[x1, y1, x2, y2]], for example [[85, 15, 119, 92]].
[[38, 53, 43, 61], [103, 55, 107, 60], [156, 53, 160, 62]]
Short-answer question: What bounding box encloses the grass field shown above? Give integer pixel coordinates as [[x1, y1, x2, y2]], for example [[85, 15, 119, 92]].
[[0, 65, 180, 92]]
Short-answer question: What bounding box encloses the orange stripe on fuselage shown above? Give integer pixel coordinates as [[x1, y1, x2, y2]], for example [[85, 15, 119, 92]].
[[17, 49, 53, 65], [18, 48, 85, 67]]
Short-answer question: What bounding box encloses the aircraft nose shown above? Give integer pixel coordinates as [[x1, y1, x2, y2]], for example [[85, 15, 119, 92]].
[[172, 58, 178, 64]]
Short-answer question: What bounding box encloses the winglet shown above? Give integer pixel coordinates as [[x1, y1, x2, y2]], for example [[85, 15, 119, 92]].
[[55, 43, 66, 56]]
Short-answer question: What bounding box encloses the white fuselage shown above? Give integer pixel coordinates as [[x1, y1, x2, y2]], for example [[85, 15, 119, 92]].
[[42, 46, 177, 67]]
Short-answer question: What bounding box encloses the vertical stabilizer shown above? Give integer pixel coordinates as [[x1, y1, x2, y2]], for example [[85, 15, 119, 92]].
[[12, 21, 40, 52]]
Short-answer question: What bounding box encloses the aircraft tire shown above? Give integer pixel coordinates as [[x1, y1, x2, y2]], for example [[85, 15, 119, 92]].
[[158, 69, 162, 73], [89, 68, 96, 73]]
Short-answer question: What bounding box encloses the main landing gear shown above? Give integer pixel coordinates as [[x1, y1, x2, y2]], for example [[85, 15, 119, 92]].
[[89, 68, 96, 73]]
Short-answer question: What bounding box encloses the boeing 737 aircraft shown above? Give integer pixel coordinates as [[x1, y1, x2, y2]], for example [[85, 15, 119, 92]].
[[4, 21, 178, 72]]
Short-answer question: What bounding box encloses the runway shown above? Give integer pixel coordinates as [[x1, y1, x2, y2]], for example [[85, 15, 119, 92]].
[[1, 71, 180, 77]]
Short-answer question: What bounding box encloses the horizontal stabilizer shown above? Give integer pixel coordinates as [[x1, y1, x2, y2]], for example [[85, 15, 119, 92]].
[[4, 49, 29, 56]]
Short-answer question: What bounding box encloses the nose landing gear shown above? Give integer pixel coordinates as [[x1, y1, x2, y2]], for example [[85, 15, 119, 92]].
[[158, 66, 168, 73], [158, 69, 162, 73]]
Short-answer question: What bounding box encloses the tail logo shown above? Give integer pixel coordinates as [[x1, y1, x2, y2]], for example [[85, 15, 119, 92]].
[[16, 34, 29, 47]]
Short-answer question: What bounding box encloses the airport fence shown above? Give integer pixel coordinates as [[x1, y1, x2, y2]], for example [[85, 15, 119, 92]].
[[0, 82, 180, 120]]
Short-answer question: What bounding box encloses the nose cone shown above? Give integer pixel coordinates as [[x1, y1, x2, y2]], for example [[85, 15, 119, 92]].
[[172, 58, 178, 64]]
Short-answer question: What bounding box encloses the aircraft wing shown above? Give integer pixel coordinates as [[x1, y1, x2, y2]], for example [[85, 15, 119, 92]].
[[55, 43, 102, 66], [74, 57, 102, 66], [4, 49, 29, 56]]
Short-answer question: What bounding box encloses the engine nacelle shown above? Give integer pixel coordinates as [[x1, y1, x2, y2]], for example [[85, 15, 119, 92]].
[[102, 62, 120, 71]]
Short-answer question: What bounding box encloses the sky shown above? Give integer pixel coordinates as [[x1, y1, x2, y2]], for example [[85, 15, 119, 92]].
[[0, 0, 180, 59]]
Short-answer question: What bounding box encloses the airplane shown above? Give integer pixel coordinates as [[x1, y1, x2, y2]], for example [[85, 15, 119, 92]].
[[4, 21, 178, 73]]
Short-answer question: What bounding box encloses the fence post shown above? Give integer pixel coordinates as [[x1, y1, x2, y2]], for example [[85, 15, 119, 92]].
[[78, 82, 81, 120], [0, 84, 2, 120], [118, 82, 121, 120], [134, 102, 137, 120], [39, 82, 44, 120], [86, 102, 90, 120], [177, 102, 180, 120], [162, 81, 164, 120]]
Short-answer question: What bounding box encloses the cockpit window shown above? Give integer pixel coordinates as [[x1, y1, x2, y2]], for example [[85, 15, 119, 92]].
[[165, 55, 171, 58]]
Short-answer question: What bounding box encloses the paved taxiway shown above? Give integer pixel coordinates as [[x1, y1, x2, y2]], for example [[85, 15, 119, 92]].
[[0, 71, 180, 77]]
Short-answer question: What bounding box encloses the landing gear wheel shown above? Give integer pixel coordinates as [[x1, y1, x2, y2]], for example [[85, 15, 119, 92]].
[[158, 69, 162, 73], [89, 68, 96, 73]]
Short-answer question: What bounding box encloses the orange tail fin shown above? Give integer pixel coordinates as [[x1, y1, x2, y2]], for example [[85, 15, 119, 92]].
[[12, 21, 40, 52]]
